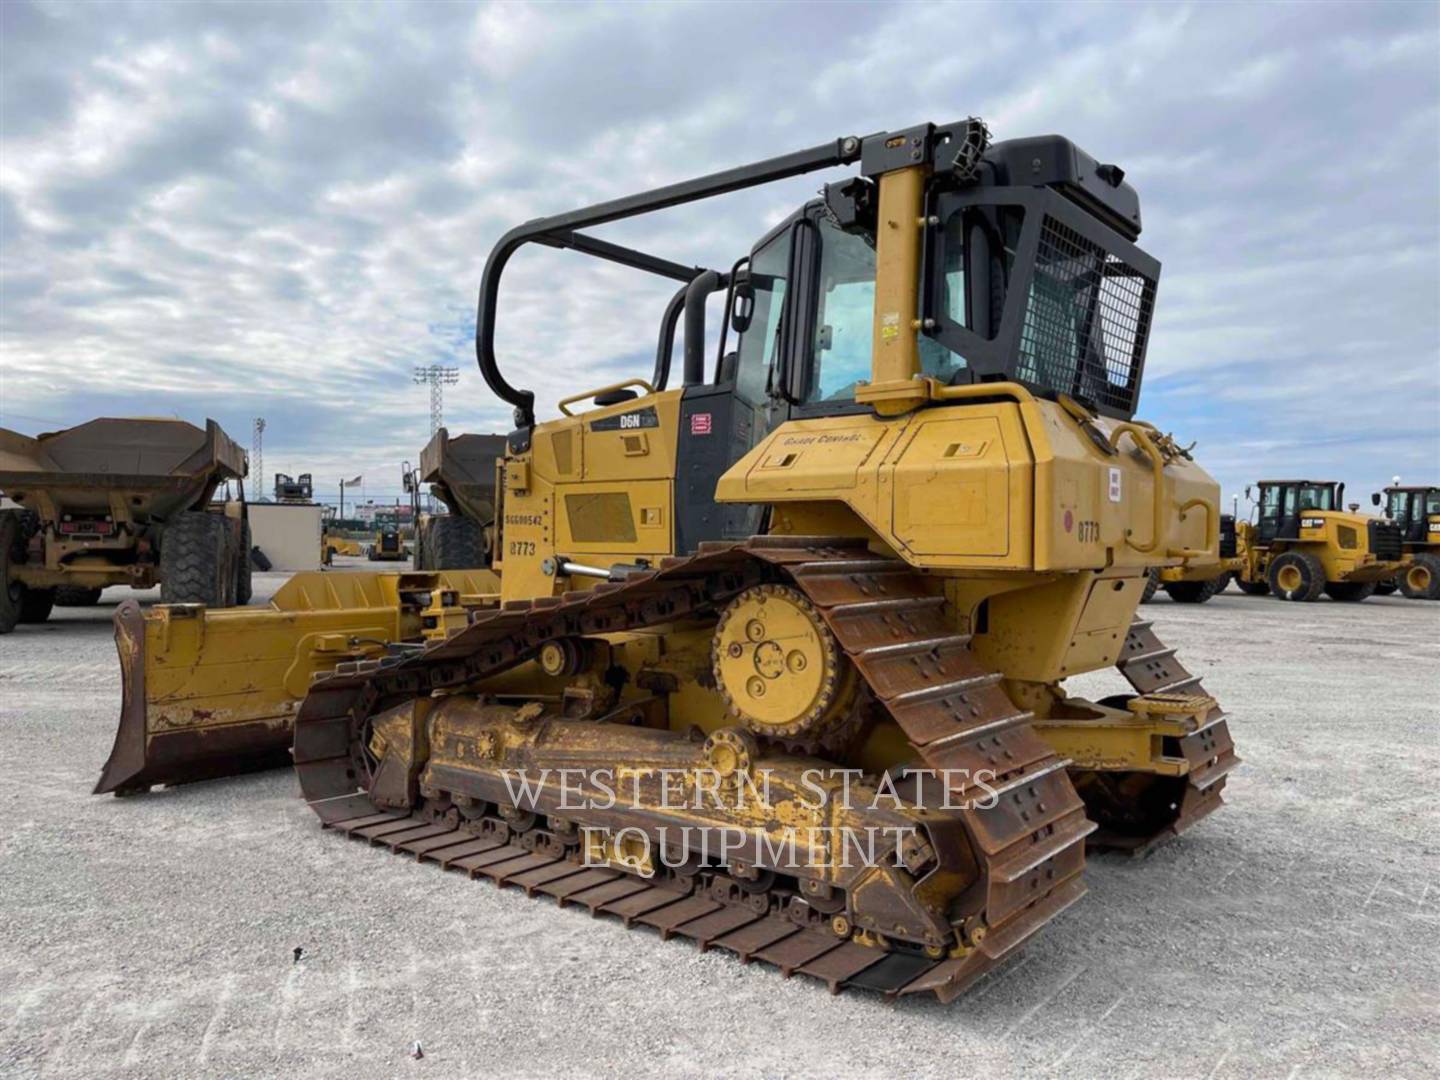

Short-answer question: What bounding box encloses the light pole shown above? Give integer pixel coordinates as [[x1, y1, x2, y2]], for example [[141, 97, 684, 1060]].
[[414, 365, 460, 438]]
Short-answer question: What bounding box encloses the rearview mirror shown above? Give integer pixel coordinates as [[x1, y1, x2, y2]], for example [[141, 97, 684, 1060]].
[[731, 282, 754, 335], [1370, 492, 1381, 507]]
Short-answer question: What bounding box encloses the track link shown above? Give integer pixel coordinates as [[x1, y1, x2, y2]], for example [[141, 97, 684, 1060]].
[[295, 537, 1095, 1002]]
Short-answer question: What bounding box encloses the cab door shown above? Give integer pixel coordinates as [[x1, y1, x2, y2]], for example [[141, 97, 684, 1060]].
[[672, 220, 798, 551]]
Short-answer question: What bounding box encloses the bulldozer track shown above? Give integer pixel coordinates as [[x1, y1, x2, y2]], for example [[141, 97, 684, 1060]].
[[294, 537, 1113, 1001], [1105, 618, 1240, 854]]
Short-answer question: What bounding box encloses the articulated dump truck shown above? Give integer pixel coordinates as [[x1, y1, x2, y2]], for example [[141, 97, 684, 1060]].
[[101, 119, 1239, 1002], [0, 417, 249, 632], [413, 428, 506, 570]]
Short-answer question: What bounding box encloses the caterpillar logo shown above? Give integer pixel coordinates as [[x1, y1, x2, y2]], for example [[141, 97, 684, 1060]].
[[1301, 516, 1325, 529]]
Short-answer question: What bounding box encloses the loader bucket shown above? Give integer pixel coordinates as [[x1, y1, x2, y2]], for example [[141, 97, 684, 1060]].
[[94, 569, 497, 794]]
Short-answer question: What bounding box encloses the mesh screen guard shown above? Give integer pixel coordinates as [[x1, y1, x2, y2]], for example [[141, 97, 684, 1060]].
[[922, 185, 1162, 420]]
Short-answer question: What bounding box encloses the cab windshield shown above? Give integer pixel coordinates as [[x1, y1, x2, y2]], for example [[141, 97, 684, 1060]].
[[1294, 485, 1336, 512]]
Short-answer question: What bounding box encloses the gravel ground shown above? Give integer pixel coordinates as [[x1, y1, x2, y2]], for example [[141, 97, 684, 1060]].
[[2, 570, 1437, 1078]]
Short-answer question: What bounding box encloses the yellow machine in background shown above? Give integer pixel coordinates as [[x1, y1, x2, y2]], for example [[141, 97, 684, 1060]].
[[1144, 513, 1240, 603], [367, 526, 409, 562], [108, 119, 1239, 1002], [1231, 480, 1402, 601], [1373, 484, 1440, 600], [322, 531, 364, 563]]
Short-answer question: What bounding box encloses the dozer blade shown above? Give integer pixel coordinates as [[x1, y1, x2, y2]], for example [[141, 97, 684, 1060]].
[[95, 569, 496, 795]]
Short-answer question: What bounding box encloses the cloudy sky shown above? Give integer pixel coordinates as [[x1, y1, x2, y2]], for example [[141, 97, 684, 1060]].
[[2, 0, 1436, 510]]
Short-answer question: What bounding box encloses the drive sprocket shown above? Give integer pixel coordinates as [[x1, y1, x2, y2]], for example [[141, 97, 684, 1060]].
[[711, 583, 855, 742]]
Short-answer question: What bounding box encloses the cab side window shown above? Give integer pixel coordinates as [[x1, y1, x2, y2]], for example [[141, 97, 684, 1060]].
[[803, 216, 875, 405]]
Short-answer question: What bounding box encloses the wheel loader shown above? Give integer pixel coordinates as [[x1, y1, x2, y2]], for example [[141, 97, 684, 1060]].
[[0, 417, 250, 632], [1231, 480, 1403, 601], [1143, 512, 1239, 603], [367, 525, 409, 562], [98, 119, 1237, 1002], [1372, 484, 1440, 599]]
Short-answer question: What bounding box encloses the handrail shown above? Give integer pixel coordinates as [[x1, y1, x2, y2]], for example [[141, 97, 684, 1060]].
[[476, 136, 865, 430], [1109, 421, 1218, 561], [1174, 497, 1218, 562], [930, 379, 1036, 404], [1107, 422, 1166, 554], [557, 380, 656, 418]]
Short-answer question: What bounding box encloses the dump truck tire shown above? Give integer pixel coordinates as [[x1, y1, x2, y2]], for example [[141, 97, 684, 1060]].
[[0, 511, 25, 633], [1162, 580, 1213, 604], [19, 587, 54, 623], [1324, 581, 1376, 602], [427, 514, 485, 570], [1269, 552, 1325, 602], [55, 586, 103, 606], [1399, 554, 1440, 600], [160, 512, 229, 606], [1141, 567, 1159, 603], [235, 520, 253, 606]]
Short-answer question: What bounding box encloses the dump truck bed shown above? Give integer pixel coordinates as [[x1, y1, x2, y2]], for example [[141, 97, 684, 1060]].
[[0, 417, 246, 521], [419, 427, 505, 524]]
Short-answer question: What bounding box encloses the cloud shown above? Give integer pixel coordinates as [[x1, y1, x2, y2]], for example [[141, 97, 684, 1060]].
[[1, 0, 1436, 508]]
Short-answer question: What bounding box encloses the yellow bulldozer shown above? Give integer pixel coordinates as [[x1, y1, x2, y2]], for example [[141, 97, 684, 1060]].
[[1230, 480, 1403, 601], [1373, 483, 1440, 600], [97, 119, 1237, 1002]]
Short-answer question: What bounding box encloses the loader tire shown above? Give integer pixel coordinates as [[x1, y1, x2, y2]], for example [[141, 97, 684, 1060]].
[[1373, 577, 1398, 596], [1210, 572, 1234, 597], [1324, 581, 1376, 602], [19, 587, 54, 624], [234, 520, 253, 606], [160, 512, 229, 606], [1141, 567, 1160, 603], [427, 514, 485, 570], [0, 511, 25, 633], [1269, 552, 1325, 602], [1399, 554, 1440, 600], [1238, 577, 1270, 596], [55, 586, 103, 606], [1162, 580, 1213, 604]]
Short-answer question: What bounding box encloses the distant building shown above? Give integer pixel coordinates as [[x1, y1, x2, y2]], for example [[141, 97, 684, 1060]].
[[353, 500, 414, 526]]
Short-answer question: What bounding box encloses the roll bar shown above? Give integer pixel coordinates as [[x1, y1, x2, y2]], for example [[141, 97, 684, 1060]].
[[475, 135, 866, 430]]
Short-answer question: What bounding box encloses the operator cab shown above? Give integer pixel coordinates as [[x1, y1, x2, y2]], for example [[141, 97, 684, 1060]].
[[1375, 486, 1440, 544], [473, 120, 1160, 555], [1250, 480, 1343, 544]]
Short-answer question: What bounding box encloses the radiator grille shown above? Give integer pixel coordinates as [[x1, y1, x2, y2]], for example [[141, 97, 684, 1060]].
[[1218, 514, 1237, 559], [1368, 520, 1403, 560], [1018, 215, 1156, 414]]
